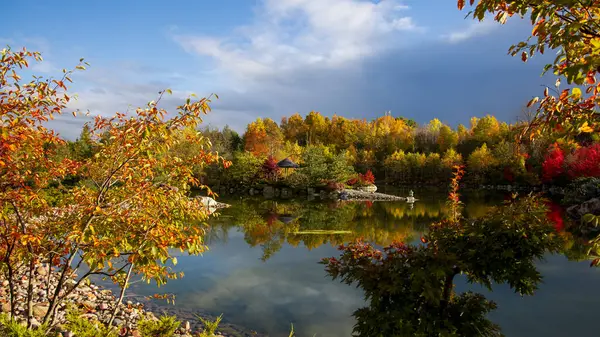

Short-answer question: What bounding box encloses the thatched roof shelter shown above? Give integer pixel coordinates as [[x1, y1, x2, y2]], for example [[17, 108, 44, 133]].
[[277, 157, 299, 169], [277, 215, 297, 224]]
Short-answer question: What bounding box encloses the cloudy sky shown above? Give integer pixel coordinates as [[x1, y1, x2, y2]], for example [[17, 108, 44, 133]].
[[5, 0, 552, 139]]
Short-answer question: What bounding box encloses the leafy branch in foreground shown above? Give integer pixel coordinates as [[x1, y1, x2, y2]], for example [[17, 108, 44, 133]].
[[0, 46, 229, 330], [459, 0, 600, 139]]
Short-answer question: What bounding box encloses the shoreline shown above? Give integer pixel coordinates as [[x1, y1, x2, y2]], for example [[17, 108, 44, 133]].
[[338, 188, 407, 201], [0, 264, 261, 337]]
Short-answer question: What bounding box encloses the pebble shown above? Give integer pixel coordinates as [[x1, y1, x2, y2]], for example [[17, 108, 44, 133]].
[[0, 263, 257, 337]]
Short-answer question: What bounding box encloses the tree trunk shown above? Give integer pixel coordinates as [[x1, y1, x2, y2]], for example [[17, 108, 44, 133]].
[[42, 251, 77, 325], [6, 265, 17, 319], [107, 263, 134, 330], [25, 259, 35, 328]]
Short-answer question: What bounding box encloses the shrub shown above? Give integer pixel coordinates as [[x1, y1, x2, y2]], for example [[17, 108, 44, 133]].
[[63, 309, 117, 337], [325, 180, 345, 192], [137, 315, 180, 337], [0, 314, 51, 337], [346, 177, 358, 186], [542, 144, 566, 182], [359, 169, 375, 185], [225, 151, 262, 186], [563, 177, 600, 205], [568, 144, 600, 179], [285, 171, 310, 188], [261, 155, 280, 182], [196, 314, 222, 337]]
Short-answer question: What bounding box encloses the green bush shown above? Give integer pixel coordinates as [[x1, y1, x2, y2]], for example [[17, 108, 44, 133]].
[[0, 314, 53, 337], [196, 314, 222, 337], [285, 171, 310, 188], [563, 177, 600, 205], [63, 309, 117, 337], [138, 315, 180, 337], [224, 151, 262, 186]]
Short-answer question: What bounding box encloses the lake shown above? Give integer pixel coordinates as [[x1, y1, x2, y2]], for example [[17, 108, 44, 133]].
[[128, 187, 600, 337]]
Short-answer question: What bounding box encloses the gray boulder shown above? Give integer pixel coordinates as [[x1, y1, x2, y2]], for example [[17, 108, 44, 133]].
[[567, 198, 600, 220]]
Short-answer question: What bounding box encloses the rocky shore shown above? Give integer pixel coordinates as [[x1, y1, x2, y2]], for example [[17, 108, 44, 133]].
[[339, 189, 407, 201], [0, 264, 254, 337]]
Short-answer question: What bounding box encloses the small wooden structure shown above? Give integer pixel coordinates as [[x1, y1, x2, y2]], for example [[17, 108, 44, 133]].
[[277, 157, 299, 176]]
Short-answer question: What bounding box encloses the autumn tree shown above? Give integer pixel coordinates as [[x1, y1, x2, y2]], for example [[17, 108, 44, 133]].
[[281, 113, 307, 145], [304, 111, 328, 146], [244, 118, 283, 157], [0, 47, 227, 329], [459, 0, 600, 138], [467, 144, 497, 183], [437, 124, 459, 152]]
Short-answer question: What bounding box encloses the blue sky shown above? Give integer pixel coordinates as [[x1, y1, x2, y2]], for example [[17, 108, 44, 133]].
[[4, 0, 552, 139]]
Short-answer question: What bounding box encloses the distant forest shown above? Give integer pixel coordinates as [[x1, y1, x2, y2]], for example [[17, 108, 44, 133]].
[[66, 111, 600, 187]]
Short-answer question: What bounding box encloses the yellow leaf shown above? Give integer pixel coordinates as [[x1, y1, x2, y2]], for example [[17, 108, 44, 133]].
[[579, 122, 594, 133], [572, 87, 582, 99]]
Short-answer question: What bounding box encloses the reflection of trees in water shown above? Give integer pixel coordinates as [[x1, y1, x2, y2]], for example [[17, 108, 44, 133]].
[[208, 197, 493, 260], [323, 195, 562, 337]]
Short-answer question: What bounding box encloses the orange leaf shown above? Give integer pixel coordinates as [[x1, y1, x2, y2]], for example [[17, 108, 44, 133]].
[[586, 73, 596, 84], [458, 0, 465, 10]]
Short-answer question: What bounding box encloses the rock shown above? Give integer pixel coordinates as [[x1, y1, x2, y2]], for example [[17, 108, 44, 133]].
[[87, 292, 98, 301], [80, 313, 99, 321], [185, 320, 191, 331], [567, 198, 600, 219], [32, 303, 49, 318], [340, 189, 405, 201], [281, 188, 292, 199], [36, 265, 48, 276], [82, 300, 96, 310], [2, 302, 11, 313], [356, 185, 377, 193], [263, 186, 274, 199]]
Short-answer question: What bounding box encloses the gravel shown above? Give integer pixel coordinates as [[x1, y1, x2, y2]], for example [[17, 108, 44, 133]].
[[0, 264, 246, 336]]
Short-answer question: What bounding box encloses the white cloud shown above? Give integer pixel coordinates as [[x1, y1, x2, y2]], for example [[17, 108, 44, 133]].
[[31, 60, 58, 74], [443, 20, 497, 43], [174, 0, 421, 84]]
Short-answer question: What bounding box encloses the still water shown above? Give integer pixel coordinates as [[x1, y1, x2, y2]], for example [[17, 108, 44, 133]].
[[129, 188, 600, 337]]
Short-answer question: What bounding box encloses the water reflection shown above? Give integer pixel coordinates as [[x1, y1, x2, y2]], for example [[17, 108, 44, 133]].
[[209, 188, 479, 261], [126, 190, 600, 337]]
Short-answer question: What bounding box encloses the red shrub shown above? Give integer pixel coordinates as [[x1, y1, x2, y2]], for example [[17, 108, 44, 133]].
[[542, 144, 565, 182], [346, 177, 358, 186], [359, 169, 376, 185], [568, 144, 600, 179], [326, 180, 345, 191], [262, 156, 280, 181]]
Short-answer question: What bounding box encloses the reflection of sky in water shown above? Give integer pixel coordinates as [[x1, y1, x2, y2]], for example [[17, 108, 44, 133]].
[[130, 233, 364, 337], [128, 190, 600, 337]]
